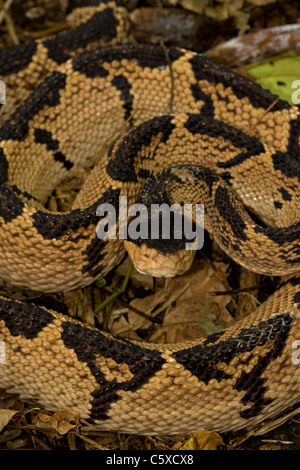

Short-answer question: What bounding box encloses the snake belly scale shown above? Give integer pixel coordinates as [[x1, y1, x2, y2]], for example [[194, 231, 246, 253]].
[[0, 0, 299, 435]]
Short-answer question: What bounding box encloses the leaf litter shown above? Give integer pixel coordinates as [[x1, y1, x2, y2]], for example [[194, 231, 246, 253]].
[[111, 257, 233, 343]]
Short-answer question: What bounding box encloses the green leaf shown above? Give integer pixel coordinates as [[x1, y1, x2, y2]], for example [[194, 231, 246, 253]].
[[247, 56, 300, 105]]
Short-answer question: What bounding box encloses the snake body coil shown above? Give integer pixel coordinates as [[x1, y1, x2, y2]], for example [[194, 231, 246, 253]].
[[0, 0, 299, 435]]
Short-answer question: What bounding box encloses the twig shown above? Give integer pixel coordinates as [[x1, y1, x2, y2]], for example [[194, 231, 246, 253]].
[[210, 279, 280, 296], [94, 263, 133, 314], [0, 0, 19, 44], [160, 40, 174, 114], [244, 96, 280, 137], [75, 433, 109, 450], [112, 294, 163, 324], [0, 0, 15, 26]]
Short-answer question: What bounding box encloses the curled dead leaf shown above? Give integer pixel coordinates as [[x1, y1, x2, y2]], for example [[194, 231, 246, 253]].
[[34, 410, 79, 435], [0, 409, 18, 432]]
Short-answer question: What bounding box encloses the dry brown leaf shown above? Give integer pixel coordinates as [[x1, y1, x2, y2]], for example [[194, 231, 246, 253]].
[[128, 287, 166, 331], [259, 443, 281, 450], [150, 323, 199, 344], [63, 286, 96, 326], [151, 259, 232, 343], [34, 410, 79, 435], [110, 311, 143, 340], [180, 431, 224, 450], [206, 25, 300, 67], [0, 409, 18, 432], [113, 259, 233, 344]]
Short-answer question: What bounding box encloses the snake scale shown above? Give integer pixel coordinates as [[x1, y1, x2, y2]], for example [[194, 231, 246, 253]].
[[0, 0, 300, 436]]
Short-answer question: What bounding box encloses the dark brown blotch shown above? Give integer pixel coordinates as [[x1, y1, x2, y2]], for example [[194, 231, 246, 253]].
[[0, 298, 54, 339], [61, 319, 165, 421]]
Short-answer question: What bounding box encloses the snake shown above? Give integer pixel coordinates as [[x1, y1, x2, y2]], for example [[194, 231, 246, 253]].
[[0, 0, 300, 436]]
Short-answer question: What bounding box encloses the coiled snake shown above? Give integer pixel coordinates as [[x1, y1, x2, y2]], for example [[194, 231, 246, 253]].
[[0, 0, 300, 436]]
